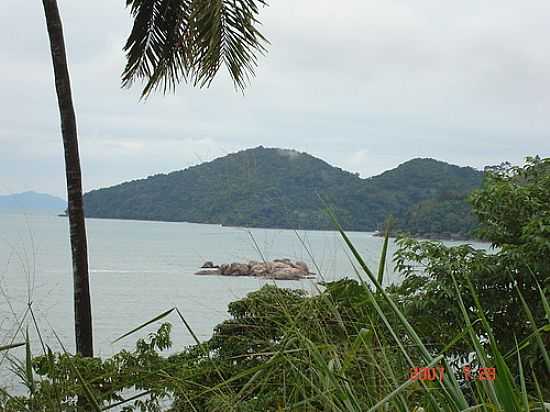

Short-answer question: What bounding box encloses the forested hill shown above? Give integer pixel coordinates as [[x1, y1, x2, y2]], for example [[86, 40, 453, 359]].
[[83, 147, 483, 238]]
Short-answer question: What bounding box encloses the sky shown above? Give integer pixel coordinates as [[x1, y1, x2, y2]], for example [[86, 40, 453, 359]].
[[1, 1, 549, 198]]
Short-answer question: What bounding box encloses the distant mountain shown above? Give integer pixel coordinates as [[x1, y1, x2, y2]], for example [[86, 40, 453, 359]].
[[83, 147, 484, 237], [0, 191, 66, 213]]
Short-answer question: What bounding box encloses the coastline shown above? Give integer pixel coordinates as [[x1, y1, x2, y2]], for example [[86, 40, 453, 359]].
[[372, 230, 478, 242], [79, 214, 479, 242]]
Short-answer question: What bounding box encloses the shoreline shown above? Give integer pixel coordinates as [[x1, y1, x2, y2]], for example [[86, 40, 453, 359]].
[[79, 214, 479, 242], [372, 231, 479, 242]]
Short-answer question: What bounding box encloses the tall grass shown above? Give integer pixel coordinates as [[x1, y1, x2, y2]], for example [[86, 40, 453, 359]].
[[1, 226, 548, 411]]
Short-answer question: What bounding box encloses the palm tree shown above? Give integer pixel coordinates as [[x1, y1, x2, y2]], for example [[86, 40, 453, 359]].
[[41, 0, 93, 357], [39, 0, 269, 358]]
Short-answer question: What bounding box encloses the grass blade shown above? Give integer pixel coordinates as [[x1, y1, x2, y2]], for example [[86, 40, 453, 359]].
[[112, 307, 175, 343], [25, 328, 35, 398], [0, 342, 25, 352], [53, 330, 102, 412], [512, 281, 550, 373], [377, 217, 393, 285], [324, 206, 468, 410], [367, 355, 444, 412]]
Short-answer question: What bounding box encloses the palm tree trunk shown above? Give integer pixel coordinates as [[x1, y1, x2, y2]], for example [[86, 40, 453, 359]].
[[41, 0, 93, 357]]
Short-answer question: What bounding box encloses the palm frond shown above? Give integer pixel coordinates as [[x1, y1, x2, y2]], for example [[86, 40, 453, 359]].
[[123, 0, 269, 96]]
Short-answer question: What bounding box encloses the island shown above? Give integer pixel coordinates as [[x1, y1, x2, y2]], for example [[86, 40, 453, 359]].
[[195, 259, 315, 280], [83, 147, 484, 240]]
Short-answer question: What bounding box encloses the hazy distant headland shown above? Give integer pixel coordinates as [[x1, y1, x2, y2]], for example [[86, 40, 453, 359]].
[[83, 146, 484, 240], [0, 191, 66, 214]]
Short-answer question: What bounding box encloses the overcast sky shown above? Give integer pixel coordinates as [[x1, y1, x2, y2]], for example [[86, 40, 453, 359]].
[[1, 1, 549, 198]]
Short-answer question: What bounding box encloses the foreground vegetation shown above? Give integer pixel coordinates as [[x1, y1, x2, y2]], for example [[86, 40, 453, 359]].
[[1, 157, 548, 411]]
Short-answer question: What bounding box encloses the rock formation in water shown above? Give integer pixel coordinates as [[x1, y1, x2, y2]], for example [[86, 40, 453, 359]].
[[195, 258, 314, 280]]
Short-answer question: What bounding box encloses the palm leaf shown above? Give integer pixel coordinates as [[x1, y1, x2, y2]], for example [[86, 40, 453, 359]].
[[123, 0, 269, 96]]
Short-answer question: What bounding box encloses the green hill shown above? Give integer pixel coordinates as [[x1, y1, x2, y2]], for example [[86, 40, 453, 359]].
[[83, 147, 483, 237]]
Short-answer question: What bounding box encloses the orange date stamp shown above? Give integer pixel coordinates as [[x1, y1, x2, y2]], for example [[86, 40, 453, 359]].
[[409, 365, 496, 382]]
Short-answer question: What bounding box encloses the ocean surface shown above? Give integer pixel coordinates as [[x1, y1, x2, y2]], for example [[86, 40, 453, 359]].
[[0, 212, 489, 387]]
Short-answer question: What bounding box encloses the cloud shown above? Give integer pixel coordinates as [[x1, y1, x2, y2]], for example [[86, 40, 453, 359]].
[[275, 148, 302, 160], [1, 0, 549, 197]]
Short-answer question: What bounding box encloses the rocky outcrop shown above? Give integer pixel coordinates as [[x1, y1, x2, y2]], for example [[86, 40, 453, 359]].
[[195, 259, 314, 280]]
